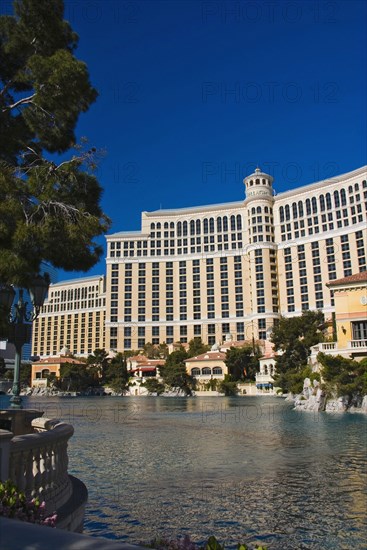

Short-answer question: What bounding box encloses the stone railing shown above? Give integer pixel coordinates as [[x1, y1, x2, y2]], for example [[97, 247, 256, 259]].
[[349, 339, 367, 349], [0, 416, 87, 532]]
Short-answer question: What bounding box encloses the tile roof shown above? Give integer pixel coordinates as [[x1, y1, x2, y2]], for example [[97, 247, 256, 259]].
[[327, 271, 367, 287], [33, 356, 85, 365], [185, 351, 226, 362]]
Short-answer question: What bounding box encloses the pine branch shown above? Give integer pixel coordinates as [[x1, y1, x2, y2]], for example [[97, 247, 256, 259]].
[[2, 93, 36, 112]]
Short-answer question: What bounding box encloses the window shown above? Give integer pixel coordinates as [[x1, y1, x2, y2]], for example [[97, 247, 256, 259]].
[[352, 321, 367, 340]]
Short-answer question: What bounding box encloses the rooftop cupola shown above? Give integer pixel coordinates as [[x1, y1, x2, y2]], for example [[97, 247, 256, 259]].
[[243, 167, 274, 201]]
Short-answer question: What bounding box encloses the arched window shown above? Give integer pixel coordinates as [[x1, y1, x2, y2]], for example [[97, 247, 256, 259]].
[[264, 206, 269, 213], [319, 195, 325, 211], [191, 368, 200, 376], [279, 206, 284, 222], [190, 220, 195, 235], [203, 218, 209, 234], [255, 178, 260, 185], [355, 183, 359, 191], [213, 367, 223, 375], [334, 190, 340, 208], [312, 197, 317, 213], [230, 215, 236, 230], [285, 205, 290, 221], [196, 219, 201, 235], [150, 223, 155, 230], [326, 193, 332, 209], [264, 365, 268, 375], [209, 217, 215, 233], [223, 216, 228, 231], [340, 188, 347, 206], [292, 203, 298, 219], [306, 199, 311, 215], [236, 214, 242, 230], [164, 222, 168, 228], [262, 178, 266, 185], [177, 222, 182, 237], [217, 217, 222, 232], [202, 367, 212, 375], [348, 185, 353, 194], [298, 201, 304, 217], [251, 207, 256, 215], [183, 221, 188, 235], [157, 222, 161, 229], [170, 222, 174, 228], [256, 206, 261, 214]]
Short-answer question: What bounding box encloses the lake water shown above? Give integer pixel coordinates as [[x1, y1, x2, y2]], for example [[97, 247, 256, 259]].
[[2, 395, 366, 549]]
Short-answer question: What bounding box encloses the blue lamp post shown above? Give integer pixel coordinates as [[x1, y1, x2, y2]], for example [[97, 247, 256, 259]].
[[0, 274, 50, 409]]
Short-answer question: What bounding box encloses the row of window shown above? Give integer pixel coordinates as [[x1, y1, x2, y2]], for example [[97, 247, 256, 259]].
[[279, 182, 366, 222]]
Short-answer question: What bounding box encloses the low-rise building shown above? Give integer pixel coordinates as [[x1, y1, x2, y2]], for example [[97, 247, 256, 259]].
[[310, 272, 367, 367], [31, 353, 86, 388], [185, 350, 227, 389]]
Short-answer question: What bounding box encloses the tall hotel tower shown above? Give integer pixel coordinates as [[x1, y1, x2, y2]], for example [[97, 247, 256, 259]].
[[33, 166, 367, 357]]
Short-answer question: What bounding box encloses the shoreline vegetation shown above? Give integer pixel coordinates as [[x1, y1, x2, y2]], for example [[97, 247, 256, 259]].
[[8, 385, 367, 414]]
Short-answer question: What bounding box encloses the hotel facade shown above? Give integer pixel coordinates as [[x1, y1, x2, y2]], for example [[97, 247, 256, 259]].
[[32, 166, 367, 357]]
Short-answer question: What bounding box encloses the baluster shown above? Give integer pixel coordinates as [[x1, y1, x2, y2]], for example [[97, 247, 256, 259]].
[[25, 449, 34, 497], [32, 446, 41, 497]]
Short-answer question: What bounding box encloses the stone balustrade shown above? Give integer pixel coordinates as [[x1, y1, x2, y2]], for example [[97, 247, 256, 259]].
[[0, 415, 87, 532], [349, 339, 367, 349]]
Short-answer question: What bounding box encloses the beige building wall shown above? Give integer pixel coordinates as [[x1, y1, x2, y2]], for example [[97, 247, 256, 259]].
[[32, 166, 367, 356], [328, 275, 367, 349], [32, 275, 106, 358]]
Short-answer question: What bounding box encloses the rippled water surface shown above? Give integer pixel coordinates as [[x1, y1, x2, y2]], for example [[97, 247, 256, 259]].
[[7, 396, 367, 549]]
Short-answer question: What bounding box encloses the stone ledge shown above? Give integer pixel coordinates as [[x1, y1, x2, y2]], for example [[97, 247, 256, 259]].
[[56, 475, 88, 532], [0, 517, 145, 550]]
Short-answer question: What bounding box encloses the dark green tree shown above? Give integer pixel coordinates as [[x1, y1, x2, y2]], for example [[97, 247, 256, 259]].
[[143, 378, 165, 395], [104, 352, 129, 393], [187, 337, 210, 358], [0, 0, 110, 287], [55, 361, 96, 392], [142, 342, 169, 359], [86, 348, 109, 379], [271, 310, 324, 393], [225, 345, 260, 381], [318, 353, 367, 403], [218, 375, 239, 396], [160, 347, 195, 396]]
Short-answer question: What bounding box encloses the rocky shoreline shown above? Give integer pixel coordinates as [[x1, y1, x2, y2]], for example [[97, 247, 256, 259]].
[[290, 378, 367, 413]]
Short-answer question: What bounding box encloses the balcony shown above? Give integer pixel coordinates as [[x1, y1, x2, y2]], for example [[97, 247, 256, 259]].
[[310, 339, 367, 365], [311, 342, 337, 353], [349, 339, 367, 349], [0, 413, 87, 532]]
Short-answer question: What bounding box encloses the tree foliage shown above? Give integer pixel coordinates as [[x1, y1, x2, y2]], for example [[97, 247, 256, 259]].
[[318, 353, 367, 402], [225, 345, 260, 381], [104, 352, 129, 393], [160, 347, 195, 395], [143, 342, 169, 359], [218, 375, 239, 396], [0, 0, 110, 286], [187, 338, 210, 358], [143, 378, 165, 395], [271, 310, 324, 393]]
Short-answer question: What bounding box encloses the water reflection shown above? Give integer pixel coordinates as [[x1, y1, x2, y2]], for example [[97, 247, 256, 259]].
[[3, 395, 366, 549]]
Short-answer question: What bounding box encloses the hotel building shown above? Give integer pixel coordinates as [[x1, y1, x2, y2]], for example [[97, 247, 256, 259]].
[[32, 166, 367, 357], [32, 275, 106, 357]]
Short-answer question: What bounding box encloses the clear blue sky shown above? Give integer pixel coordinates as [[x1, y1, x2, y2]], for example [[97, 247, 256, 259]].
[[58, 0, 366, 280]]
